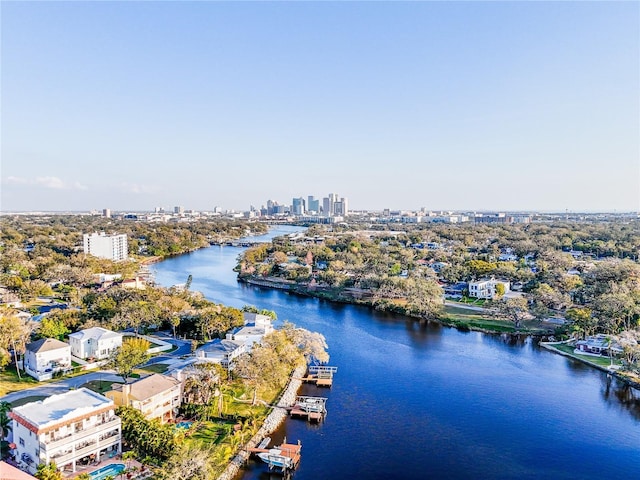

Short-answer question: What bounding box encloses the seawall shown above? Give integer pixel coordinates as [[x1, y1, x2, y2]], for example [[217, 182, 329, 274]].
[[216, 364, 306, 480]]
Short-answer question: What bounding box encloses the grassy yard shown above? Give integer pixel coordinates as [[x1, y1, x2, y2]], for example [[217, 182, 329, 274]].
[[81, 379, 123, 394], [10, 395, 47, 408], [138, 363, 170, 374], [0, 369, 39, 396], [442, 306, 547, 333], [552, 343, 621, 368]]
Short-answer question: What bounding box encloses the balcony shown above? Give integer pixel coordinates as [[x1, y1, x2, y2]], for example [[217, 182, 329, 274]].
[[41, 417, 121, 450]]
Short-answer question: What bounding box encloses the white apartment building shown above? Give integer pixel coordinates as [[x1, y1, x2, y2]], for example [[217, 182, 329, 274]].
[[468, 279, 511, 300], [10, 388, 121, 474], [68, 327, 123, 361], [24, 338, 71, 381], [82, 232, 128, 261], [105, 374, 182, 422]]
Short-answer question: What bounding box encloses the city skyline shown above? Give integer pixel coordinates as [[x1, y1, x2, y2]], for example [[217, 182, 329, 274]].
[[1, 2, 638, 212]]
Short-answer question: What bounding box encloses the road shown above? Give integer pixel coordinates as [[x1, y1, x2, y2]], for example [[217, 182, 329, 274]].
[[1, 333, 194, 404], [1, 371, 124, 404]]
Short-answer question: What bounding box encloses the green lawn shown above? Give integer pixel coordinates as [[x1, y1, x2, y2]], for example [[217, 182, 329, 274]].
[[81, 380, 123, 394], [0, 369, 39, 396], [10, 395, 47, 408], [138, 363, 170, 374], [442, 305, 546, 333]]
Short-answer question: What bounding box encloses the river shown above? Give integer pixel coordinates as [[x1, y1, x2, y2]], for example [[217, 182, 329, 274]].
[[153, 226, 640, 479]]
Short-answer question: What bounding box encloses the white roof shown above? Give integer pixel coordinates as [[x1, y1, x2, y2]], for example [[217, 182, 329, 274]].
[[12, 388, 113, 429], [69, 327, 122, 341]]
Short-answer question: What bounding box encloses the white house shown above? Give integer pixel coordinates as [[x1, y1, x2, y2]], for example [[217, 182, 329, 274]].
[[68, 327, 123, 361], [10, 388, 121, 474], [195, 339, 245, 368], [468, 279, 511, 300], [24, 338, 71, 381], [225, 312, 274, 351]]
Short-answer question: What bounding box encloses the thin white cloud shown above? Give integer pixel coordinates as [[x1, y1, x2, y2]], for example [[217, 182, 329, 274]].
[[119, 182, 159, 194], [3, 175, 88, 190], [35, 176, 66, 189]]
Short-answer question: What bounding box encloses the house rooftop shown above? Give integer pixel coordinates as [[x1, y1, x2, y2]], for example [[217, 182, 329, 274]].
[[25, 338, 69, 353], [68, 327, 122, 341], [198, 339, 243, 354], [111, 374, 180, 401], [0, 460, 36, 479], [11, 388, 113, 430]]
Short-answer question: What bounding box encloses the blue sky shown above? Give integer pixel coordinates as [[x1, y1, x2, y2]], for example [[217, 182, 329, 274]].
[[1, 1, 638, 212]]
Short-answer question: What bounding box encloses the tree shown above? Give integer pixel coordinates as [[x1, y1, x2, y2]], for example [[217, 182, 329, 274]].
[[35, 462, 62, 480], [494, 283, 506, 298], [0, 401, 12, 439], [37, 317, 70, 341], [109, 338, 150, 383], [0, 308, 33, 379], [154, 443, 213, 480], [492, 297, 530, 330], [566, 307, 596, 339]]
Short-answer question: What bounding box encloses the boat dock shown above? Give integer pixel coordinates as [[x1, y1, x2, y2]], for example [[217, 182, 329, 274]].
[[289, 395, 327, 423], [302, 365, 338, 387], [248, 438, 302, 473]]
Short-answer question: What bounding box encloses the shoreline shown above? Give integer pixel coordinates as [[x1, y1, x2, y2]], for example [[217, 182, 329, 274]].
[[539, 341, 640, 390], [239, 276, 546, 338], [217, 364, 306, 480]]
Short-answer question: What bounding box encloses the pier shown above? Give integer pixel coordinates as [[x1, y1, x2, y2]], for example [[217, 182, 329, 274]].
[[302, 365, 338, 387]]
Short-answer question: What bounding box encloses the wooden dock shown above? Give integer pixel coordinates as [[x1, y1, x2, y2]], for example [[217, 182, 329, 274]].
[[289, 396, 327, 423], [302, 365, 338, 387], [248, 438, 302, 473]]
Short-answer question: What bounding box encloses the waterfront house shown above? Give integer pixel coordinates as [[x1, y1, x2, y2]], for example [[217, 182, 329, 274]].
[[68, 327, 122, 361], [23, 338, 71, 381], [575, 334, 623, 356], [225, 312, 274, 351], [468, 278, 510, 300], [105, 374, 182, 422], [195, 339, 245, 368], [9, 388, 121, 475]]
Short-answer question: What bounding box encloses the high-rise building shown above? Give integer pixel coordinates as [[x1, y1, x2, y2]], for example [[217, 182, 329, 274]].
[[322, 193, 347, 217], [102, 208, 111, 218], [83, 232, 128, 261], [307, 196, 320, 213], [292, 197, 306, 215], [174, 206, 184, 215]]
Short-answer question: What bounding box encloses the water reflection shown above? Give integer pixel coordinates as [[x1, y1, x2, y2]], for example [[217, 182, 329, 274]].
[[602, 376, 640, 421]]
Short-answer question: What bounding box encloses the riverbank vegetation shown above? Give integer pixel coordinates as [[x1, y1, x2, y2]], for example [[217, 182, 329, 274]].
[[238, 220, 640, 374]]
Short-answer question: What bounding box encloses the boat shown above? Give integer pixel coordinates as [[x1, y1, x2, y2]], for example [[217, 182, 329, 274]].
[[255, 441, 302, 472], [294, 396, 327, 413]]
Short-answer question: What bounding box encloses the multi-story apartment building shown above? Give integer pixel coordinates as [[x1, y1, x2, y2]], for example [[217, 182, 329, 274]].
[[105, 374, 182, 422], [10, 388, 121, 475], [82, 232, 128, 261], [68, 327, 123, 361]]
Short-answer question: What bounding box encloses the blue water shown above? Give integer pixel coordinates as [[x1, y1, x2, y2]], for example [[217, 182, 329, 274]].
[[153, 226, 640, 479], [89, 463, 125, 480], [175, 421, 193, 430]]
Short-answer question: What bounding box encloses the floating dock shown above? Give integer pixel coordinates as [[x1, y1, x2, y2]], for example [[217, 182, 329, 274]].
[[302, 365, 338, 387]]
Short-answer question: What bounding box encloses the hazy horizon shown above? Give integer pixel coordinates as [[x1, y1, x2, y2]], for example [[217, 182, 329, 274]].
[[2, 2, 638, 212]]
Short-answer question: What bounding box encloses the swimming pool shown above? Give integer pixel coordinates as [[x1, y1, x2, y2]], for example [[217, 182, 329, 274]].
[[89, 463, 125, 480], [175, 421, 193, 430]]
